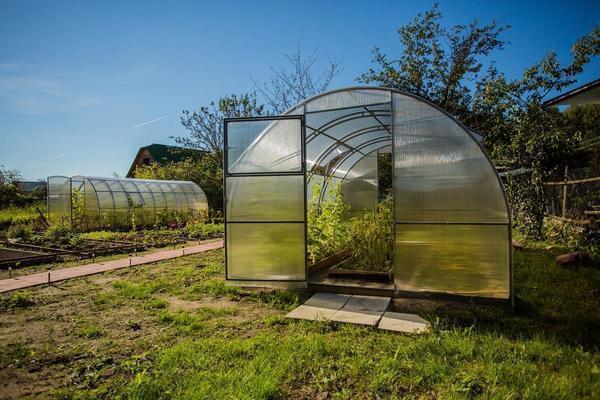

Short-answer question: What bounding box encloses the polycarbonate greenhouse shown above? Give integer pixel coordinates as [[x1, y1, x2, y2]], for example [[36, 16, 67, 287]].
[[224, 87, 512, 303], [47, 176, 208, 229]]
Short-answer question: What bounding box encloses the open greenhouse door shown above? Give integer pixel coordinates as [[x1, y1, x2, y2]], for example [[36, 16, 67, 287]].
[[224, 116, 307, 289]]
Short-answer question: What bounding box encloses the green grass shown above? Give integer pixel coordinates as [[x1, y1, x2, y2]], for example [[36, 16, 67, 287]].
[[0, 201, 44, 230], [1, 243, 599, 399]]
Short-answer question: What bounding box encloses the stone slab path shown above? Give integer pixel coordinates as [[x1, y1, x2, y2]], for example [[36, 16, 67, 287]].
[[286, 292, 430, 333], [0, 240, 224, 294]]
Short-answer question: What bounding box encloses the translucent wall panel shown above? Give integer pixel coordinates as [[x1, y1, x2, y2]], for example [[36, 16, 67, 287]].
[[47, 176, 208, 229], [342, 150, 378, 215], [47, 176, 71, 224], [227, 223, 305, 280], [394, 224, 510, 299], [227, 119, 302, 174], [392, 93, 508, 224], [226, 176, 304, 222], [306, 89, 391, 112]]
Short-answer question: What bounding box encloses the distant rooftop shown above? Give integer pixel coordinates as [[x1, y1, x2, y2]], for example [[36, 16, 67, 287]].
[[545, 78, 600, 107], [127, 143, 206, 177]]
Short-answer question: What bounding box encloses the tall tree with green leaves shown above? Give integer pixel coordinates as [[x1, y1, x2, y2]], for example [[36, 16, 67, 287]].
[[359, 4, 599, 238], [471, 27, 599, 237], [174, 93, 265, 166], [358, 3, 509, 121]]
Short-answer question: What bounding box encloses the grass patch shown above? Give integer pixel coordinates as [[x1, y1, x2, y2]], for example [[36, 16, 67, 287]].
[[0, 290, 36, 310], [0, 202, 44, 230], [77, 324, 104, 339], [1, 245, 599, 399]]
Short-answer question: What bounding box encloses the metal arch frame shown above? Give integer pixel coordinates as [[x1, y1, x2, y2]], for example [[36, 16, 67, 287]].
[[319, 137, 392, 203], [223, 115, 307, 284], [308, 125, 390, 173], [281, 86, 511, 220], [306, 109, 391, 142]]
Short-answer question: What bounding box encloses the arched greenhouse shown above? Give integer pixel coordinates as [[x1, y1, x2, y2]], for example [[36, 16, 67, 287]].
[[47, 176, 208, 229], [224, 87, 512, 303]]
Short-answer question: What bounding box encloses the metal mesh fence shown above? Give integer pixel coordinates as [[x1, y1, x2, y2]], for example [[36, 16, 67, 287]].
[[544, 166, 600, 220]]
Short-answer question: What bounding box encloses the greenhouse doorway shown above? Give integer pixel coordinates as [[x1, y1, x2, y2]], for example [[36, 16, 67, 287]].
[[306, 147, 395, 297]]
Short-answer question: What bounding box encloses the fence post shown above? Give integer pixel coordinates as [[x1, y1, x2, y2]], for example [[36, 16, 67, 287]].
[[562, 164, 569, 217]]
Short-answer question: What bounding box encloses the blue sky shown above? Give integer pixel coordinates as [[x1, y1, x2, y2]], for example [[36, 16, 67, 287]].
[[1, 0, 599, 180]]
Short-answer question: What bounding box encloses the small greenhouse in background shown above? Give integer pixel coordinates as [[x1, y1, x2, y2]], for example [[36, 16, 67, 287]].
[[47, 176, 208, 230]]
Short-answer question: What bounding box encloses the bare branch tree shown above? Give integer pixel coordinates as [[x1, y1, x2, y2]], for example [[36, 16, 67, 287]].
[[252, 46, 342, 114]]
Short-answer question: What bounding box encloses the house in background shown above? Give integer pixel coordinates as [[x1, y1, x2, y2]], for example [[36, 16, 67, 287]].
[[126, 143, 205, 178], [545, 77, 600, 107]]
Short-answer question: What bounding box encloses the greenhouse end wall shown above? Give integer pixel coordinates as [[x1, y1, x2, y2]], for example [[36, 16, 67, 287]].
[[224, 87, 512, 302], [47, 176, 208, 230]]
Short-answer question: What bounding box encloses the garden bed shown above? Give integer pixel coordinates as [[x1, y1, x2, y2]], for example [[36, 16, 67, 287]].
[[328, 264, 394, 282], [0, 238, 145, 269]]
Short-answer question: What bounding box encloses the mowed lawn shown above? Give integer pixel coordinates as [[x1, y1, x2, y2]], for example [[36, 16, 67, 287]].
[[1, 245, 599, 399]]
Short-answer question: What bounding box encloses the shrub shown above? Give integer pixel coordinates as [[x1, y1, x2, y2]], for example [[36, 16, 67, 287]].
[[346, 194, 393, 272], [45, 223, 73, 240], [7, 224, 32, 241], [306, 182, 350, 263], [185, 222, 223, 238]]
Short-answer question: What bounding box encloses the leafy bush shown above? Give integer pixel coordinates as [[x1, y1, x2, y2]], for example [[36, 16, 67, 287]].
[[307, 182, 350, 263], [185, 222, 223, 238], [346, 194, 393, 272], [543, 216, 599, 253], [45, 223, 74, 240], [6, 224, 32, 241], [0, 202, 45, 230]]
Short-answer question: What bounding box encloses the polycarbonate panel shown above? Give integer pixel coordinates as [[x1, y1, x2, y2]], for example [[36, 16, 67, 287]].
[[395, 224, 509, 299], [226, 175, 304, 222], [305, 89, 391, 112], [342, 151, 378, 213], [227, 118, 302, 174], [47, 176, 71, 224], [392, 93, 508, 223], [46, 175, 208, 229], [227, 223, 305, 280]]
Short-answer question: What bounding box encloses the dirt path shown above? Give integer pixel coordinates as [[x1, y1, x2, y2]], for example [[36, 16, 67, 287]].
[[0, 240, 223, 293]]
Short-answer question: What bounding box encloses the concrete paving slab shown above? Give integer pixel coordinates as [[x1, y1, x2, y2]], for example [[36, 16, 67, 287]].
[[304, 292, 351, 309], [378, 312, 430, 333], [286, 293, 392, 326], [286, 305, 339, 321], [329, 295, 391, 326], [341, 295, 391, 313], [286, 292, 351, 321], [329, 309, 384, 326]]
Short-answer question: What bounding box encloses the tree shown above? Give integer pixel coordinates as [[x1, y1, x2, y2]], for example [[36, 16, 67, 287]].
[[0, 165, 22, 208], [252, 47, 342, 114], [174, 93, 265, 166], [359, 5, 599, 238], [470, 27, 600, 237], [169, 93, 265, 211], [358, 3, 509, 121], [562, 104, 600, 171]]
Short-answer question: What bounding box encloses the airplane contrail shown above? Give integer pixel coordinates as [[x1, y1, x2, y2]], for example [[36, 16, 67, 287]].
[[133, 114, 169, 129]]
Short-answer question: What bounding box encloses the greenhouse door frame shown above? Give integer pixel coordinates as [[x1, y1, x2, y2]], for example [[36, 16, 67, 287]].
[[224, 115, 308, 287]]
